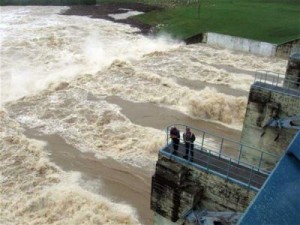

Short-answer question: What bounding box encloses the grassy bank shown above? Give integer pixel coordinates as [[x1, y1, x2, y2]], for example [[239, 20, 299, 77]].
[[100, 0, 300, 44], [2, 0, 299, 44]]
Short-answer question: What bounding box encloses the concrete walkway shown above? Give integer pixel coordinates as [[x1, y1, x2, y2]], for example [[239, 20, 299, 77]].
[[162, 143, 268, 190]]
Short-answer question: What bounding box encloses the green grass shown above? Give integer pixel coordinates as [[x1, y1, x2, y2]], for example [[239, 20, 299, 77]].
[[3, 0, 298, 43], [100, 0, 300, 44]]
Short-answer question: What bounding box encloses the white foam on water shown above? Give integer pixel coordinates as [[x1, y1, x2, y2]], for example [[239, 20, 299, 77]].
[[66, 60, 247, 129], [187, 87, 246, 124], [0, 110, 141, 225], [1, 5, 289, 225], [7, 88, 165, 167], [135, 44, 287, 92], [0, 6, 181, 105]]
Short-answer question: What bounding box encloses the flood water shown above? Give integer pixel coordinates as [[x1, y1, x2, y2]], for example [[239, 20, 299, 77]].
[[24, 129, 153, 225], [0, 5, 287, 225]]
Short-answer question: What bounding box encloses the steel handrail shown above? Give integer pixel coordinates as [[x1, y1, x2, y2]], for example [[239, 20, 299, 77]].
[[167, 123, 274, 156], [163, 143, 268, 176], [160, 147, 262, 191], [163, 124, 280, 190], [254, 70, 300, 96], [166, 124, 279, 159]]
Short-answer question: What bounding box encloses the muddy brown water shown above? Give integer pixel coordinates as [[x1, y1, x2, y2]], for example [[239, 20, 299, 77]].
[[24, 129, 153, 225], [174, 77, 249, 97], [106, 96, 241, 141], [22, 96, 241, 225]]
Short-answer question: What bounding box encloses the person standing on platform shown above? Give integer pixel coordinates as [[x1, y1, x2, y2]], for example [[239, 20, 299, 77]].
[[170, 126, 180, 155], [183, 127, 195, 161]]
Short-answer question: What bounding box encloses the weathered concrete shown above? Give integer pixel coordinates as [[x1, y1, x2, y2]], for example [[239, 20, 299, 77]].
[[153, 213, 181, 225], [275, 39, 300, 58], [284, 53, 300, 90], [151, 155, 256, 223], [205, 33, 300, 59], [241, 84, 300, 162], [206, 32, 277, 57], [241, 54, 300, 163]]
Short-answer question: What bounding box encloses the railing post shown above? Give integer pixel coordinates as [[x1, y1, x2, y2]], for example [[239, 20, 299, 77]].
[[238, 145, 243, 162], [264, 72, 267, 83], [248, 166, 254, 189], [206, 150, 211, 172], [258, 152, 264, 172], [166, 127, 169, 145], [226, 158, 232, 180], [220, 138, 224, 156], [201, 132, 205, 150], [260, 72, 262, 82]]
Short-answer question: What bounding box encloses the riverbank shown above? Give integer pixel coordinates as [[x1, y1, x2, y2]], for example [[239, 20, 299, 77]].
[[62, 3, 160, 34], [64, 1, 300, 44], [2, 1, 299, 43]]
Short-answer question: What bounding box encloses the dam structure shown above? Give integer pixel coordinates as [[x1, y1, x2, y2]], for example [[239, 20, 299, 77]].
[[150, 51, 300, 225]]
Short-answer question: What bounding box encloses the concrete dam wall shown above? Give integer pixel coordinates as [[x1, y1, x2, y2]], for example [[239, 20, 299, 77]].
[[206, 32, 277, 57]]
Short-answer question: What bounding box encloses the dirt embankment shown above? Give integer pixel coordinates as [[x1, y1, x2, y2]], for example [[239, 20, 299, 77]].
[[62, 3, 161, 34]]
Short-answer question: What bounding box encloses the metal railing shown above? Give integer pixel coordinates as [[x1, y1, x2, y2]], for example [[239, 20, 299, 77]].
[[162, 124, 280, 191], [284, 79, 300, 91], [254, 70, 300, 97], [254, 70, 284, 86]]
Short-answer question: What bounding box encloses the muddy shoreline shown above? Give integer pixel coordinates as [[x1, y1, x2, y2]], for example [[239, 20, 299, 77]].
[[62, 3, 161, 35]]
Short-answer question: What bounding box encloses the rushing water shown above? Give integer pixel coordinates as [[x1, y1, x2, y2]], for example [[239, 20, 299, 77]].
[[0, 6, 287, 225]]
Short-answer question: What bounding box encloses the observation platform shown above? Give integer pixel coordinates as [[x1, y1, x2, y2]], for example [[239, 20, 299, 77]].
[[151, 125, 280, 222], [254, 70, 300, 97], [253, 81, 300, 98], [161, 124, 279, 192], [161, 144, 268, 190]]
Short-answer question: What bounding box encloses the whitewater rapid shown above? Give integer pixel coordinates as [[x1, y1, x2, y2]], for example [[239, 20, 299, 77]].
[[0, 6, 287, 225]]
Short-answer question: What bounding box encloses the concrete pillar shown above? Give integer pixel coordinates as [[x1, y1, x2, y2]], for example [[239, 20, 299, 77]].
[[284, 53, 300, 90]]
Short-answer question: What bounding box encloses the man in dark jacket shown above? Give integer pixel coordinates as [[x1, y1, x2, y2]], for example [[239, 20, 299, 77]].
[[170, 126, 180, 155], [183, 127, 195, 161]]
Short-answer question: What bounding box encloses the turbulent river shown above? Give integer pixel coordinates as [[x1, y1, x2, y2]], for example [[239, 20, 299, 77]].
[[0, 6, 287, 225]]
